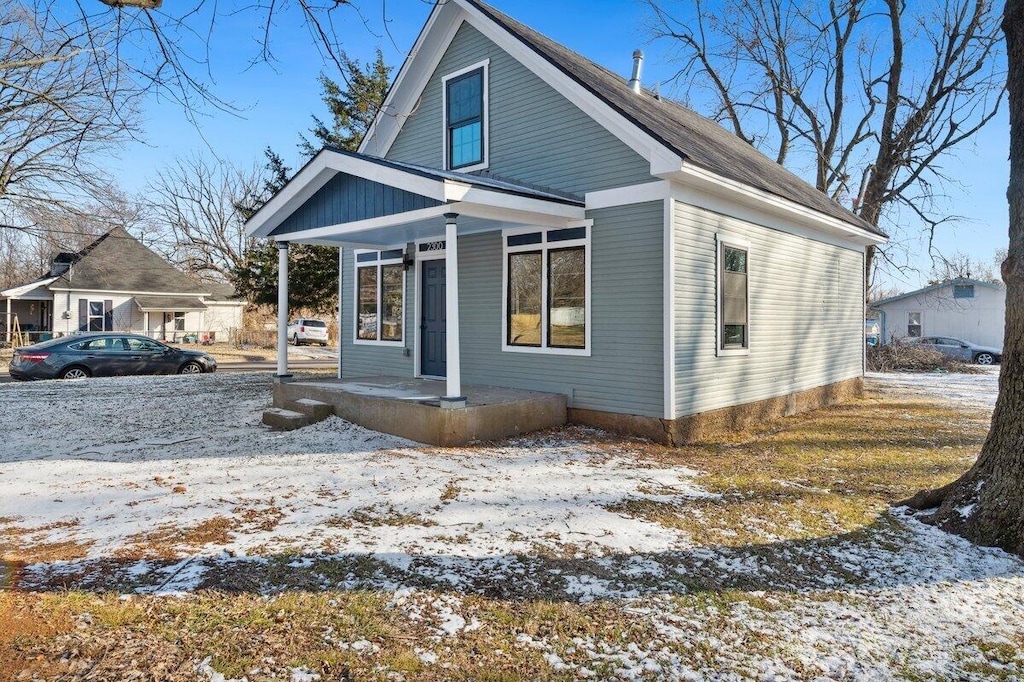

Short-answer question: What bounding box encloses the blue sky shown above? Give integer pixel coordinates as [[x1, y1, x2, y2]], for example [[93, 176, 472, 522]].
[[109, 0, 1010, 291]]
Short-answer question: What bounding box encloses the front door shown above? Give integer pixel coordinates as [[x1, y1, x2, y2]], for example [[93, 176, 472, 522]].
[[420, 260, 446, 377]]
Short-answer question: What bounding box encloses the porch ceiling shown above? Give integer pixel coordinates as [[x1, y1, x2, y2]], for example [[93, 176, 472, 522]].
[[245, 147, 586, 248]]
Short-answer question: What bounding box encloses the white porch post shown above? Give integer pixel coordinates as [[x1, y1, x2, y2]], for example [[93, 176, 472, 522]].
[[5, 297, 10, 345], [277, 241, 290, 378], [442, 213, 465, 407], [143, 311, 150, 337]]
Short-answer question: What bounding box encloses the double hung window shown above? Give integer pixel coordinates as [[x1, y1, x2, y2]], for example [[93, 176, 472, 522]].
[[443, 62, 488, 171], [88, 301, 106, 331], [503, 226, 589, 354], [355, 249, 405, 344], [907, 312, 922, 337], [718, 237, 750, 354]]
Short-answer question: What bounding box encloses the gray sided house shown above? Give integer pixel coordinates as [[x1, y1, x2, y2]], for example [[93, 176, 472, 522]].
[[246, 0, 886, 444], [870, 278, 1006, 349], [1, 227, 244, 345]]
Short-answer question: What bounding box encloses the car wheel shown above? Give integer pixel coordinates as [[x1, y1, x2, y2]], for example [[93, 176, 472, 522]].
[[60, 366, 90, 380], [179, 361, 203, 375], [975, 352, 996, 365], [292, 333, 300, 346]]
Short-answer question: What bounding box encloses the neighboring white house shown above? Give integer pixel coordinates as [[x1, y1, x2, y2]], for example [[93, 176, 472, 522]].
[[1, 227, 245, 345], [870, 278, 1006, 348]]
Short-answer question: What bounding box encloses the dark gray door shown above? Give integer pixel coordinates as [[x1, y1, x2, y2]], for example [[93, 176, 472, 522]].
[[421, 260, 446, 377]]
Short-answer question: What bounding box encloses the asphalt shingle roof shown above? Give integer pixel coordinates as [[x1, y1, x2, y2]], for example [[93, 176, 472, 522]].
[[50, 227, 211, 295], [465, 0, 885, 238]]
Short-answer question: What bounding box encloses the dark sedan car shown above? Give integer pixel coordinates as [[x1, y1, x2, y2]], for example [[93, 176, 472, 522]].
[[9, 333, 217, 380]]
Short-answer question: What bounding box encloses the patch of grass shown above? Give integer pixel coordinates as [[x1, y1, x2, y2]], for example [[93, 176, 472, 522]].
[[441, 479, 462, 502], [345, 505, 438, 528], [606, 393, 989, 547], [116, 517, 235, 560]]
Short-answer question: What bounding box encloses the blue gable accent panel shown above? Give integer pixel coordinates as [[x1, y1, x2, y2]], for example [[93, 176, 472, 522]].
[[269, 173, 442, 236]]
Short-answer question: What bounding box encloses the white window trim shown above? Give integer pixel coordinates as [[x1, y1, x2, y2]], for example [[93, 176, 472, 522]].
[[413, 238, 447, 378], [87, 300, 107, 332], [907, 310, 923, 337], [353, 248, 407, 347], [441, 59, 490, 173], [716, 234, 751, 357], [501, 224, 592, 357]]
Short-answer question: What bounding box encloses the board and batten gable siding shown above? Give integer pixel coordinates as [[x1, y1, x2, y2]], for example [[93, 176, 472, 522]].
[[272, 174, 441, 237], [339, 248, 415, 378], [672, 200, 864, 418], [383, 23, 652, 196], [873, 285, 1006, 349], [455, 202, 664, 417]]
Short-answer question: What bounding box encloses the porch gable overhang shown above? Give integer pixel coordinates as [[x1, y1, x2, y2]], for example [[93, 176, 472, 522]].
[[245, 148, 586, 246], [0, 277, 58, 300]]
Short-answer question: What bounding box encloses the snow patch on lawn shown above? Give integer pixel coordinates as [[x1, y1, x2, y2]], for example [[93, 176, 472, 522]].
[[0, 374, 712, 565], [868, 367, 998, 409]]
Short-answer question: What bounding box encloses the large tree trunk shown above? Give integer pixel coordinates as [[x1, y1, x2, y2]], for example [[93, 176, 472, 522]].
[[903, 0, 1024, 556]]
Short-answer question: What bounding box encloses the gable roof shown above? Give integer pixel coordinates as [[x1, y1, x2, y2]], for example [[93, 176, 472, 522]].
[[461, 0, 883, 238], [870, 278, 1005, 307], [363, 0, 885, 243], [48, 227, 210, 295]]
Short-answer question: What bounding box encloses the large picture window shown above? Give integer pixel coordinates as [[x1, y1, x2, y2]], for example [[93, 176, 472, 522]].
[[718, 238, 749, 354], [354, 249, 405, 344], [443, 61, 488, 171], [503, 226, 589, 355]]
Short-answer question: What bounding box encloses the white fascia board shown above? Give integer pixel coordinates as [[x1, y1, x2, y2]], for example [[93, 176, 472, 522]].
[[449, 202, 581, 228], [269, 205, 450, 243], [668, 162, 887, 247], [247, 149, 449, 239], [454, 186, 585, 220], [359, 3, 465, 156], [586, 181, 669, 210], [1, 278, 58, 298]]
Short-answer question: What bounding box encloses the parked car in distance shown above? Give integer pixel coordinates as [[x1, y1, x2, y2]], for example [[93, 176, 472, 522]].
[[287, 318, 329, 346], [8, 333, 217, 381], [908, 336, 1002, 365]]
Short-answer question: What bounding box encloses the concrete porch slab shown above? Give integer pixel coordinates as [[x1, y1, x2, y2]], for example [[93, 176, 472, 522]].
[[272, 377, 567, 446]]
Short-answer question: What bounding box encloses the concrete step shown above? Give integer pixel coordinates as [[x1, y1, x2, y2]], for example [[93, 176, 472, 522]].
[[285, 398, 334, 423], [262, 408, 310, 431]]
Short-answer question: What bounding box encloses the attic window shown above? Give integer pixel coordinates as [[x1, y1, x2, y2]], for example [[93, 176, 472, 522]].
[[443, 61, 488, 171], [953, 284, 975, 299]]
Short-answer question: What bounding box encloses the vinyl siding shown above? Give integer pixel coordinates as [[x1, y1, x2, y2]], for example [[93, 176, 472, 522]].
[[336, 203, 665, 416], [673, 200, 865, 417], [872, 285, 1006, 349], [385, 23, 652, 195], [456, 202, 664, 416], [339, 248, 415, 378]]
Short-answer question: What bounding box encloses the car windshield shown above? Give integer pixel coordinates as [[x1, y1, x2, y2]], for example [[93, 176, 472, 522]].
[[304, 320, 327, 328]]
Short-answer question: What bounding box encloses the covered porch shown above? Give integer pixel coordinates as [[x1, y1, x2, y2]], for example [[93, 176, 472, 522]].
[[1, 278, 56, 345], [246, 148, 587, 420]]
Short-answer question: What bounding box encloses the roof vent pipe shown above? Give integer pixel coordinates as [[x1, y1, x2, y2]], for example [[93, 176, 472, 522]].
[[628, 49, 644, 94]]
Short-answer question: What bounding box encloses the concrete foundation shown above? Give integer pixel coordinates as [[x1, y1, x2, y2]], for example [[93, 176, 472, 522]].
[[272, 377, 566, 446], [569, 377, 864, 446]]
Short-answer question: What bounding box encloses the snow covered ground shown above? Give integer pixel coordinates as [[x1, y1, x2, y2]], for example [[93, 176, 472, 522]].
[[868, 366, 1000, 410], [2, 370, 1023, 680]]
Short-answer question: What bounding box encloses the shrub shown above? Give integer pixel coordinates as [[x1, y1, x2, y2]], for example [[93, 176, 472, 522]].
[[867, 342, 981, 373]]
